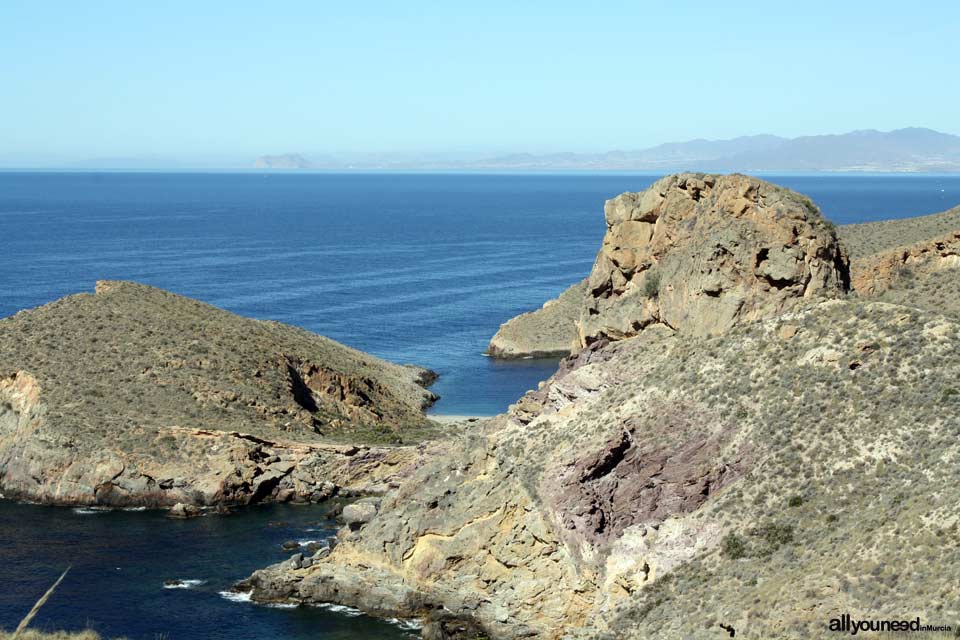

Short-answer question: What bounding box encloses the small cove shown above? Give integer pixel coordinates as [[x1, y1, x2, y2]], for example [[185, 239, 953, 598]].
[[0, 501, 415, 639]]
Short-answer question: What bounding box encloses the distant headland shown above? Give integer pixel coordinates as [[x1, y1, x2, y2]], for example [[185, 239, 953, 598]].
[[252, 127, 960, 173]]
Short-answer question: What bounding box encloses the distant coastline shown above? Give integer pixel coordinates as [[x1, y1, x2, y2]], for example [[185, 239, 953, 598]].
[[5, 127, 960, 173]]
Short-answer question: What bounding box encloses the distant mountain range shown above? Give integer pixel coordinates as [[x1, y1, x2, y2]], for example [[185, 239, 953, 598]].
[[254, 128, 960, 172], [4, 128, 958, 172]]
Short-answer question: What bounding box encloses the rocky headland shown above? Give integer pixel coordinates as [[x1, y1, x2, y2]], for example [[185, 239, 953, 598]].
[[253, 154, 315, 169], [488, 173, 849, 358], [244, 174, 960, 639], [0, 281, 439, 508], [487, 280, 587, 358]]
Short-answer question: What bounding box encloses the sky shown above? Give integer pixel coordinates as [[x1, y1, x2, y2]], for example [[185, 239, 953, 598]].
[[1, 1, 958, 163]]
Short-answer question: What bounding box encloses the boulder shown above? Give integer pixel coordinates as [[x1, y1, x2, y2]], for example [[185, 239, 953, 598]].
[[342, 499, 379, 529], [167, 502, 201, 519]]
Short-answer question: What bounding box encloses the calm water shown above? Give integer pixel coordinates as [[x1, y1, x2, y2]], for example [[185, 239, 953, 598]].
[[1, 172, 960, 639]]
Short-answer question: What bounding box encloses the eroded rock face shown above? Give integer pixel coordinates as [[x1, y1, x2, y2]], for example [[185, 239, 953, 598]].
[[851, 230, 960, 295], [542, 417, 748, 567], [578, 173, 850, 347]]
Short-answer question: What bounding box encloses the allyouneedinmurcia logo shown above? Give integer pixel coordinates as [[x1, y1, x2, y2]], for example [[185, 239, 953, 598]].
[[829, 613, 953, 635]]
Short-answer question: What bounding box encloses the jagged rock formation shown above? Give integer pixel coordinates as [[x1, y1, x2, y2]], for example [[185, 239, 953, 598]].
[[246, 299, 960, 638], [486, 280, 586, 358], [245, 178, 960, 639], [0, 281, 438, 507], [487, 174, 850, 356], [579, 173, 849, 347]]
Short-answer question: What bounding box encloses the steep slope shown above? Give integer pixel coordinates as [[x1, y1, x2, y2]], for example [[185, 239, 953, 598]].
[[0, 281, 438, 507], [487, 280, 587, 358], [247, 300, 960, 638]]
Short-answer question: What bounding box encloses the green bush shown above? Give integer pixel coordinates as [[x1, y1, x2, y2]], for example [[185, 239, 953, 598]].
[[721, 532, 747, 559], [643, 269, 661, 299]]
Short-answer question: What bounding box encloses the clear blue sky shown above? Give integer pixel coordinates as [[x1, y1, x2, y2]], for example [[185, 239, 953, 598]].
[[2, 1, 958, 160]]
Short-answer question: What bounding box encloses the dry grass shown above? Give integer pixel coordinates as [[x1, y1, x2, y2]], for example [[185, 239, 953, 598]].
[[0, 281, 438, 452]]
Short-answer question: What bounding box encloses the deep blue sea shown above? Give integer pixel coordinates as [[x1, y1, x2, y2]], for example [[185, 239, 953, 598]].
[[1, 172, 960, 639]]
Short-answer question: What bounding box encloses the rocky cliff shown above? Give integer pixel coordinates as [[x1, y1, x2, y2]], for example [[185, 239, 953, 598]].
[[487, 174, 849, 357], [246, 176, 960, 639], [0, 281, 438, 507], [487, 280, 587, 358]]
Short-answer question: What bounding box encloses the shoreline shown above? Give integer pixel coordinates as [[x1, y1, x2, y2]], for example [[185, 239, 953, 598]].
[[426, 413, 494, 425]]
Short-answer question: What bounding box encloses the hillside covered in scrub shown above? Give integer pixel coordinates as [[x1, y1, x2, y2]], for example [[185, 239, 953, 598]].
[[0, 281, 439, 507], [245, 174, 960, 639]]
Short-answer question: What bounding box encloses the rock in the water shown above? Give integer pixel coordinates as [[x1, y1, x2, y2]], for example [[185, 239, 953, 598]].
[[167, 503, 201, 519], [288, 552, 305, 569], [486, 280, 587, 358], [281, 540, 301, 551]]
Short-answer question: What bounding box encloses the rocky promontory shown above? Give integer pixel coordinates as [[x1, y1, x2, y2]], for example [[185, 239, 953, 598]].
[[248, 300, 960, 638], [247, 175, 960, 639], [0, 281, 438, 507], [487, 174, 850, 357], [486, 280, 586, 358]]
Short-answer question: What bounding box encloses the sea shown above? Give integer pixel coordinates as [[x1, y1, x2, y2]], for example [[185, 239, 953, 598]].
[[1, 171, 959, 638]]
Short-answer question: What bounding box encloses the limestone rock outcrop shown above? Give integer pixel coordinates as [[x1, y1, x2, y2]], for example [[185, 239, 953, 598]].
[[577, 173, 850, 347], [486, 280, 587, 358], [0, 281, 438, 506]]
